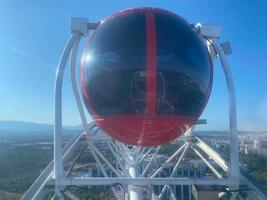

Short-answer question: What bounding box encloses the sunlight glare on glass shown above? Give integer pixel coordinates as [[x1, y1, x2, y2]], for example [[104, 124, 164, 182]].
[[84, 53, 93, 63]]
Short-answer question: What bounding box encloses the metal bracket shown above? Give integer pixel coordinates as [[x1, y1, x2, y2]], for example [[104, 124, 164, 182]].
[[70, 17, 98, 36], [195, 23, 222, 38]]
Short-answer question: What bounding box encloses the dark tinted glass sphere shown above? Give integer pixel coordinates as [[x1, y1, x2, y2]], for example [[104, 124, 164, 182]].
[[81, 8, 213, 146]]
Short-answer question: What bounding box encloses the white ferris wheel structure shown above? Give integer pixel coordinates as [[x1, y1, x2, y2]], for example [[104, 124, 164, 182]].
[[21, 17, 267, 200]]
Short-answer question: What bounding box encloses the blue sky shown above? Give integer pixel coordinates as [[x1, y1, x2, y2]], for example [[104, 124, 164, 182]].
[[0, 0, 266, 130]]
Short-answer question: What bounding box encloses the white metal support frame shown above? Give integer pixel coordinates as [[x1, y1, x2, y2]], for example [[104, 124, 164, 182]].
[[54, 20, 237, 200], [212, 38, 240, 181], [54, 32, 82, 199], [20, 18, 267, 200]]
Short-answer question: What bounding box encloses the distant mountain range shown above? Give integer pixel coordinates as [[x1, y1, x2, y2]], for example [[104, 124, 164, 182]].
[[0, 120, 266, 135], [0, 120, 82, 132]]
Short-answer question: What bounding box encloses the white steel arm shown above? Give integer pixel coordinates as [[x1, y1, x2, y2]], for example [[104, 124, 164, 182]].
[[54, 33, 81, 180], [212, 38, 239, 181]]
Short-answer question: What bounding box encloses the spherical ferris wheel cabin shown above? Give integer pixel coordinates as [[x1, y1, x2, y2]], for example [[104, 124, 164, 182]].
[[81, 7, 213, 146]]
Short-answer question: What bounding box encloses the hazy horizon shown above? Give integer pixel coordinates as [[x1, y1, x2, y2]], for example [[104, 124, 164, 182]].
[[0, 119, 267, 132]]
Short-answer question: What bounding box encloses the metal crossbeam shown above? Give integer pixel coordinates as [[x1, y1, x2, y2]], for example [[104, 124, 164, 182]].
[[56, 177, 237, 186]]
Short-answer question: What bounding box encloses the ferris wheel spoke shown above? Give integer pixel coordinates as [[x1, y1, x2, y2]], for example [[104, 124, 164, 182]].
[[142, 146, 161, 177], [151, 143, 188, 178], [138, 147, 154, 164], [158, 144, 189, 199], [192, 145, 223, 178], [87, 140, 123, 177], [106, 138, 129, 176]]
